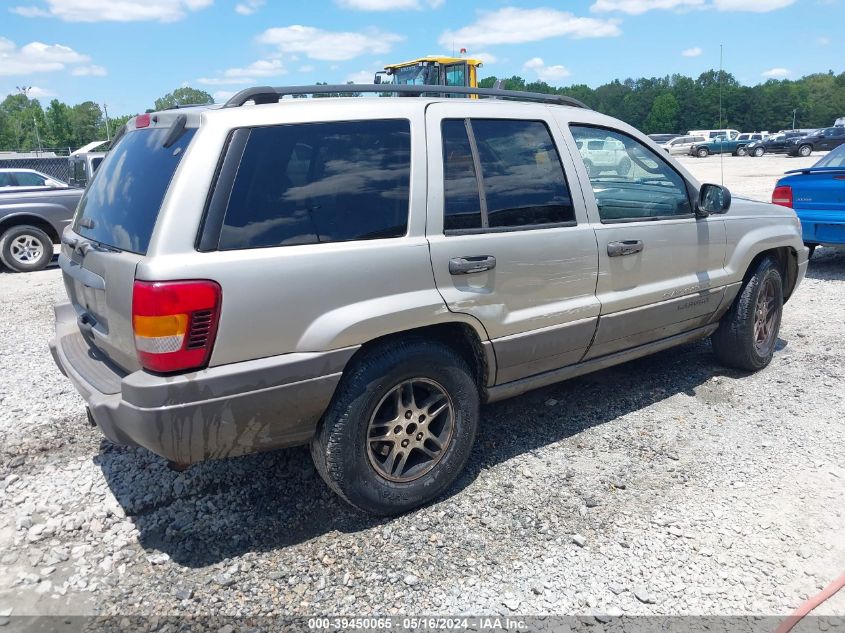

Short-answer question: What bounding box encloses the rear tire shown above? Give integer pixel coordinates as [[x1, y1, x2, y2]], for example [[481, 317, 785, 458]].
[[798, 144, 812, 157], [697, 148, 709, 158], [711, 257, 783, 372], [311, 339, 479, 515], [0, 225, 53, 273]]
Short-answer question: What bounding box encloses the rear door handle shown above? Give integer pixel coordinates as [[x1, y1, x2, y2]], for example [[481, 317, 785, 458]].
[[449, 255, 497, 275], [607, 240, 644, 257]]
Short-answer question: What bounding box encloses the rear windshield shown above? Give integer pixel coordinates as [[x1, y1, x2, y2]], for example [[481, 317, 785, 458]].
[[73, 127, 196, 254]]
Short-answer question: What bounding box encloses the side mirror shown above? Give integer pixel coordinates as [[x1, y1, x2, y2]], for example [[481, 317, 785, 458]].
[[697, 183, 731, 217]]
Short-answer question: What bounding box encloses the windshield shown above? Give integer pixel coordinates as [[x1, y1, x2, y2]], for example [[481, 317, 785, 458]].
[[392, 64, 437, 85], [813, 144, 845, 168], [73, 126, 196, 254]]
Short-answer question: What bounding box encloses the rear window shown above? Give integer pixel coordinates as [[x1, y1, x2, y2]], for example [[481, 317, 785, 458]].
[[73, 127, 196, 254], [218, 119, 410, 250]]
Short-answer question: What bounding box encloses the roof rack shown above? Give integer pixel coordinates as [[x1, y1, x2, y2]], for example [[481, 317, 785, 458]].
[[223, 84, 589, 110]]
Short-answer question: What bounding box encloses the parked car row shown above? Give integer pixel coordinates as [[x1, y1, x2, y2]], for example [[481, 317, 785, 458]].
[[660, 127, 845, 158]]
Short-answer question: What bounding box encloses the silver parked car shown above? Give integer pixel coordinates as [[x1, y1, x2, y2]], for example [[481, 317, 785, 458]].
[[50, 85, 808, 515], [661, 135, 706, 155]]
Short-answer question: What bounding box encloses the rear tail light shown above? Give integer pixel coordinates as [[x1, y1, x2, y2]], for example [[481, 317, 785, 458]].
[[132, 280, 221, 373], [772, 185, 793, 208], [135, 113, 151, 129]]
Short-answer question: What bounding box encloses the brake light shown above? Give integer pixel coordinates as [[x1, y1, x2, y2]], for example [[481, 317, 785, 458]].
[[772, 185, 793, 208], [132, 280, 221, 373], [135, 113, 151, 129]]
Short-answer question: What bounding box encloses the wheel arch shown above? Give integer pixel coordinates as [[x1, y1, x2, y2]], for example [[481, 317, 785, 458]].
[[0, 213, 61, 244], [347, 321, 495, 391], [743, 246, 799, 303]]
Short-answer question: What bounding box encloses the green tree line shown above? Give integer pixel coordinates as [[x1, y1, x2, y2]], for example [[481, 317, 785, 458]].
[[3, 71, 843, 152], [0, 87, 213, 153], [479, 69, 845, 134]]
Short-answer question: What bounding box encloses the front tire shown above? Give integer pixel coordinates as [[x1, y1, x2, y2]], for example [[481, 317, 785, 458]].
[[711, 257, 783, 372], [798, 144, 812, 157], [0, 225, 53, 273], [311, 339, 479, 515], [752, 147, 765, 157], [697, 148, 709, 158], [736, 146, 748, 157]]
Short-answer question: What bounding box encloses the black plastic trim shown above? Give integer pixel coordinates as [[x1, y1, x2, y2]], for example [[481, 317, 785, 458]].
[[223, 84, 590, 109], [196, 128, 251, 252]]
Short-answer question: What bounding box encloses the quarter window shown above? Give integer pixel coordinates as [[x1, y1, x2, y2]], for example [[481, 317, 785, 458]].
[[219, 119, 410, 250], [441, 118, 575, 232], [14, 172, 47, 187], [570, 125, 692, 222]]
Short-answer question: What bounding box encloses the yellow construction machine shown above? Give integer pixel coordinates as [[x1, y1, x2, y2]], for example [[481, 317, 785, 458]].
[[374, 55, 483, 92]]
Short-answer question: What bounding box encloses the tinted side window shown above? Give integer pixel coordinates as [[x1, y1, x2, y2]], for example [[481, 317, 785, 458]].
[[441, 118, 574, 232], [0, 173, 14, 187], [570, 125, 692, 222], [219, 120, 410, 250], [15, 172, 47, 186], [473, 120, 574, 228], [442, 120, 482, 231]]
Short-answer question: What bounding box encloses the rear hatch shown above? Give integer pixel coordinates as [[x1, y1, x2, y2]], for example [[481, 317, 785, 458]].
[[60, 118, 197, 372]]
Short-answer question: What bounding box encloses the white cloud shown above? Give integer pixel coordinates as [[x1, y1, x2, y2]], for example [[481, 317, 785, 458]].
[[213, 90, 236, 102], [71, 64, 107, 76], [258, 25, 404, 61], [713, 0, 794, 9], [523, 57, 571, 82], [336, 0, 442, 9], [10, 0, 213, 22], [472, 51, 497, 64], [25, 86, 55, 98], [762, 67, 791, 78], [299, 64, 316, 73], [592, 0, 793, 11], [438, 8, 621, 48], [591, 0, 703, 13], [235, 0, 264, 14], [682, 46, 702, 57], [198, 58, 286, 85], [0, 37, 93, 76]]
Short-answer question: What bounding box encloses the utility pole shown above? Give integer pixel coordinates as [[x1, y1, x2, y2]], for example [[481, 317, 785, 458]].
[[792, 108, 798, 131], [16, 85, 42, 154], [103, 103, 111, 141]]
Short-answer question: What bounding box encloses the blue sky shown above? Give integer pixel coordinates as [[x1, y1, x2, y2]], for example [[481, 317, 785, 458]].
[[1, 0, 843, 116]]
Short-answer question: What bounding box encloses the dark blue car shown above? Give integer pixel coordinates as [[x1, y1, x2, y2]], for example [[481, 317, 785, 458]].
[[772, 144, 845, 258]]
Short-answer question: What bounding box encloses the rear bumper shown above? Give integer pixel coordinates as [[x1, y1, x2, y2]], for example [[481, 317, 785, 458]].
[[797, 214, 845, 246], [49, 302, 356, 464]]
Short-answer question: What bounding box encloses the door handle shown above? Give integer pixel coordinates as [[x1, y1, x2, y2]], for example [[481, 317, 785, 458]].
[[607, 240, 644, 257], [449, 255, 497, 275]]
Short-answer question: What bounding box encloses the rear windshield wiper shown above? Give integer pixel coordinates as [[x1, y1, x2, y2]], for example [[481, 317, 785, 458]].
[[163, 114, 188, 149]]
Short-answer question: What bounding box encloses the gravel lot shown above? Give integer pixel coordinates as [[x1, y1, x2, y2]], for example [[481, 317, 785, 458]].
[[1, 153, 844, 623]]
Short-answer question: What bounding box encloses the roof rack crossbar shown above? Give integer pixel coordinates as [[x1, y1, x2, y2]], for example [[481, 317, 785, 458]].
[[223, 84, 589, 109]]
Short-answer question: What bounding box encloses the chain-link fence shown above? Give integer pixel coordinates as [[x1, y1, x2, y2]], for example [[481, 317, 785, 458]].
[[0, 157, 70, 183]]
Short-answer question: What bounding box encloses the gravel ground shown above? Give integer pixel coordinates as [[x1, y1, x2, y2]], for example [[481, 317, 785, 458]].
[[1, 154, 843, 623]]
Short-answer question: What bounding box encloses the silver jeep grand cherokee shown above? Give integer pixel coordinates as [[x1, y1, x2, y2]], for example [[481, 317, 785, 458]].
[[50, 85, 808, 515]]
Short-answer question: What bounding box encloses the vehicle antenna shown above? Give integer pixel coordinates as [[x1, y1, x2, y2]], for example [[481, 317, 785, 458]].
[[719, 43, 724, 186]]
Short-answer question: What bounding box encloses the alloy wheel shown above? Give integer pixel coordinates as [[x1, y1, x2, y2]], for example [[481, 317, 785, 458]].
[[366, 378, 455, 483], [9, 234, 44, 265], [753, 277, 779, 354]]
